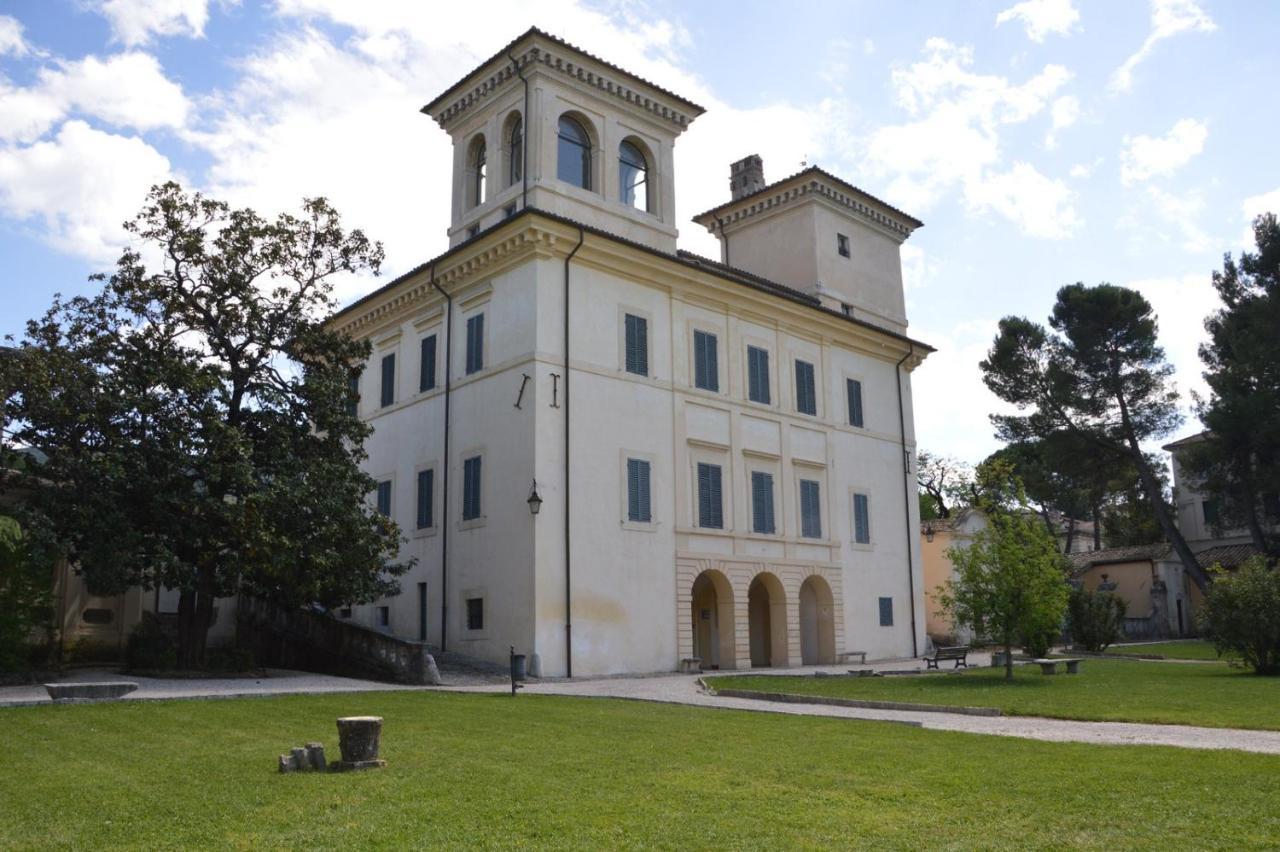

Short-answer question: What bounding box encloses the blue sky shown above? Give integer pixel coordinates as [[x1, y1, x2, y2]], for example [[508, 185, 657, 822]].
[[1, 0, 1276, 464]]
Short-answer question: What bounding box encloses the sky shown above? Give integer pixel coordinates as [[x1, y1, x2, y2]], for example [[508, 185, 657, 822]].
[[1, 0, 1276, 466]]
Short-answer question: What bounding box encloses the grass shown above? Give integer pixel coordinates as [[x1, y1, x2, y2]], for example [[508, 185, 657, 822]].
[[711, 657, 1280, 730], [1103, 639, 1233, 660], [2, 692, 1279, 850]]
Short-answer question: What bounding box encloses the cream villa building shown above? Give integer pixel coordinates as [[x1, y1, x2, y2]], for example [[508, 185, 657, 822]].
[[328, 28, 933, 677]]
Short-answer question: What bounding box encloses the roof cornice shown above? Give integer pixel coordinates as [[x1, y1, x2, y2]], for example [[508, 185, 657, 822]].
[[422, 27, 705, 133], [694, 167, 923, 241]]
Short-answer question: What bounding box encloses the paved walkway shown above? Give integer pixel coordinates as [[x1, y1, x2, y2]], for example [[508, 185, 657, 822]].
[[6, 660, 1279, 756]]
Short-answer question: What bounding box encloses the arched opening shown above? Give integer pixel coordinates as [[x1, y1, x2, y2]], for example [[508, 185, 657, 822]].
[[467, 135, 487, 207], [619, 139, 650, 211], [800, 574, 836, 665], [505, 113, 523, 187], [691, 569, 734, 670], [557, 115, 592, 190], [747, 572, 788, 668]]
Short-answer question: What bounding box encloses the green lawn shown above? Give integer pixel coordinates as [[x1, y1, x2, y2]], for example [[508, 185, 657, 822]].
[[2, 692, 1279, 849], [711, 658, 1279, 730], [1104, 639, 1233, 660]]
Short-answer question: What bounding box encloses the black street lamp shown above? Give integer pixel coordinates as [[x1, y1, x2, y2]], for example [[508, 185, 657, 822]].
[[527, 479, 542, 516]]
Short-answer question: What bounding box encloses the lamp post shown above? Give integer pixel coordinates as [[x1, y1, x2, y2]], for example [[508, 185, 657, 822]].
[[527, 479, 542, 516]]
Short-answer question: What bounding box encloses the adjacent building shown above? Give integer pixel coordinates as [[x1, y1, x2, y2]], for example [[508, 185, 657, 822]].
[[328, 28, 933, 676]]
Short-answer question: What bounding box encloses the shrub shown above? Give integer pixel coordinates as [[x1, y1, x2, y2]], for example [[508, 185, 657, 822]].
[[125, 614, 177, 672], [1020, 629, 1057, 659], [1198, 557, 1280, 675], [1067, 587, 1127, 652], [0, 514, 54, 673]]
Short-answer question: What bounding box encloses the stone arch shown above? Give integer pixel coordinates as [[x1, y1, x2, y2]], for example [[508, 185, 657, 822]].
[[618, 135, 654, 212], [799, 574, 837, 665], [502, 110, 524, 188], [747, 571, 788, 667], [691, 569, 734, 670], [465, 133, 488, 208], [556, 111, 599, 191]]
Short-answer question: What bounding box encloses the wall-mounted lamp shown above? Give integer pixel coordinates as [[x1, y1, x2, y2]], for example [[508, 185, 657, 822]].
[[527, 479, 543, 516], [925, 527, 935, 543]]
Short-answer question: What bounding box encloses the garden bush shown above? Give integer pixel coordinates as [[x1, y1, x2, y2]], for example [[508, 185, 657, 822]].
[[125, 614, 177, 672], [1067, 587, 1127, 652], [1198, 557, 1280, 675]]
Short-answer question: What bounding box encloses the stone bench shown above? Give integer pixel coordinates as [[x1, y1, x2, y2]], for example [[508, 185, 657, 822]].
[[1031, 658, 1083, 675], [837, 651, 867, 666], [679, 657, 702, 674], [44, 682, 139, 702]]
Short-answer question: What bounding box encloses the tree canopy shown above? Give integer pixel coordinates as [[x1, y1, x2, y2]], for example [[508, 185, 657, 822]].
[[0, 182, 407, 667]]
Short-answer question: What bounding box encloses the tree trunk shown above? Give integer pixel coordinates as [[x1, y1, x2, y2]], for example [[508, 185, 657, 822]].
[[1240, 476, 1274, 561], [174, 566, 217, 669], [1004, 638, 1014, 681], [1126, 435, 1210, 591], [1064, 516, 1077, 555], [1092, 496, 1103, 550], [176, 589, 196, 669]]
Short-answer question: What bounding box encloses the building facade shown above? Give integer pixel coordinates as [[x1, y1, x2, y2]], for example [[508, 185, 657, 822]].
[[328, 28, 932, 676]]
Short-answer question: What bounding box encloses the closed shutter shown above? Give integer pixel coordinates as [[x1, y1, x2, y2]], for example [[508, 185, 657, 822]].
[[879, 596, 894, 627], [847, 378, 864, 427], [627, 458, 651, 522], [800, 479, 821, 538], [347, 373, 360, 417], [417, 469, 434, 529], [466, 314, 484, 374], [375, 480, 392, 517], [420, 335, 437, 392], [697, 462, 723, 528], [625, 314, 648, 376], [751, 471, 775, 534], [380, 353, 395, 407], [694, 330, 718, 391], [795, 360, 816, 415], [854, 493, 871, 544], [748, 346, 770, 404], [463, 457, 482, 520]]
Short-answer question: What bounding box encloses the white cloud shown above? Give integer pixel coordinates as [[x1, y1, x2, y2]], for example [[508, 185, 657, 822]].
[[0, 120, 174, 262], [95, 0, 219, 46], [1145, 186, 1212, 253], [864, 38, 1078, 238], [1119, 118, 1207, 185], [1068, 162, 1093, 178], [0, 14, 29, 56], [1127, 272, 1216, 410], [0, 51, 189, 144], [1111, 0, 1216, 93], [1045, 94, 1079, 148], [995, 0, 1081, 42]]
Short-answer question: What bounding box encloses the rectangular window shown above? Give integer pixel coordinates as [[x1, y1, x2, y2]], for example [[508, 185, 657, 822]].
[[747, 345, 770, 404], [846, 378, 864, 428], [626, 457, 652, 523], [380, 353, 396, 407], [466, 597, 484, 631], [879, 597, 894, 627], [339, 607, 352, 619], [799, 479, 822, 538], [1201, 498, 1218, 526], [837, 233, 850, 258], [853, 492, 871, 544], [466, 224, 479, 239], [375, 480, 392, 517], [416, 469, 434, 529], [417, 582, 428, 641], [693, 330, 719, 392], [465, 314, 484, 375], [624, 314, 648, 376], [347, 372, 360, 417], [750, 471, 775, 534], [377, 605, 390, 627], [419, 334, 437, 392], [795, 359, 816, 415], [462, 456, 482, 521], [696, 462, 724, 529]]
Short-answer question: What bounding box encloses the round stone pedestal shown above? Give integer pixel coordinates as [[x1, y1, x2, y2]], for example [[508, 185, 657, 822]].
[[333, 716, 386, 770]]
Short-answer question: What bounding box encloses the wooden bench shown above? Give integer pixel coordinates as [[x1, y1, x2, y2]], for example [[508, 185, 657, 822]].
[[1032, 658, 1083, 675], [924, 646, 970, 670], [837, 651, 867, 666]]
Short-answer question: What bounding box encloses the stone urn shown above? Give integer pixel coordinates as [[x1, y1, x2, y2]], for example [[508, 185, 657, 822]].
[[334, 716, 386, 770]]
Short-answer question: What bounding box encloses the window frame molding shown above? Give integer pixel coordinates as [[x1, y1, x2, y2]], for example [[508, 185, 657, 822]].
[[849, 486, 874, 549], [689, 323, 724, 394], [744, 341, 773, 407], [843, 371, 867, 429]]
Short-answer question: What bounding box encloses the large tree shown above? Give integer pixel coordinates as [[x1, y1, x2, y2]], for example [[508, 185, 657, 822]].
[[0, 183, 407, 667], [916, 450, 974, 520], [981, 283, 1208, 590], [1186, 214, 1280, 562]]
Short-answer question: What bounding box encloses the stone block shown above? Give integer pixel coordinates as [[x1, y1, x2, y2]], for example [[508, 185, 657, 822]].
[[336, 716, 383, 766], [44, 682, 138, 702]]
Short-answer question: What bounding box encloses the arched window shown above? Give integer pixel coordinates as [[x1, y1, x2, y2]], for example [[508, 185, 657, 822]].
[[507, 116, 523, 187], [619, 140, 649, 211], [557, 116, 591, 190], [469, 137, 487, 207]]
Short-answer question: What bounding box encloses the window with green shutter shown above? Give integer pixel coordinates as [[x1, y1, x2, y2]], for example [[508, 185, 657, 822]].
[[375, 480, 392, 517], [799, 479, 821, 538], [853, 492, 871, 544], [795, 359, 816, 415], [624, 314, 648, 376], [750, 471, 775, 534], [462, 456, 482, 520], [696, 462, 723, 529], [416, 469, 434, 529], [380, 353, 395, 407], [846, 378, 864, 427], [465, 314, 484, 375], [419, 334, 437, 392], [747, 346, 770, 404], [693, 330, 719, 392], [879, 596, 894, 627], [626, 457, 651, 522]]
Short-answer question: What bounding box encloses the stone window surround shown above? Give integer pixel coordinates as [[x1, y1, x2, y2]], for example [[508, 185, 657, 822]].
[[617, 304, 654, 378], [688, 443, 731, 531]]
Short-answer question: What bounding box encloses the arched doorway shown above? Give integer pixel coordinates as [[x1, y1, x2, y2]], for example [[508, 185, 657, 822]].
[[691, 570, 734, 670], [747, 572, 788, 667], [800, 575, 836, 665]]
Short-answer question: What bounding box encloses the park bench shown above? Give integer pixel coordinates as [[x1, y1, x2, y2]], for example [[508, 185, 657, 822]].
[[924, 646, 970, 670], [1032, 658, 1083, 675]]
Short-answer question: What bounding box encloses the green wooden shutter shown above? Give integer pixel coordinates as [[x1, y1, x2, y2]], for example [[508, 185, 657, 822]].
[[380, 353, 395, 407], [625, 315, 648, 376], [697, 462, 722, 528], [879, 597, 893, 626], [847, 378, 864, 427], [800, 479, 821, 538], [463, 457, 481, 520], [854, 493, 871, 543], [376, 480, 392, 517], [420, 335, 437, 392], [795, 360, 815, 415], [748, 346, 770, 404], [466, 314, 484, 374], [751, 471, 774, 533], [417, 469, 434, 529]]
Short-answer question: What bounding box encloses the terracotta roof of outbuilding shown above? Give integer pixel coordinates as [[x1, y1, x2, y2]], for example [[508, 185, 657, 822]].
[[421, 26, 706, 117], [693, 165, 924, 230], [1196, 543, 1264, 570], [1066, 543, 1173, 574]]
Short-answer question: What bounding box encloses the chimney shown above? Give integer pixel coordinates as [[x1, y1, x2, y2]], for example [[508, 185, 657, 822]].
[[729, 155, 765, 200]]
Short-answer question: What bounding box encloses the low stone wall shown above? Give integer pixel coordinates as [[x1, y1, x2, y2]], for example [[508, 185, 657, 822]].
[[236, 596, 439, 685]]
